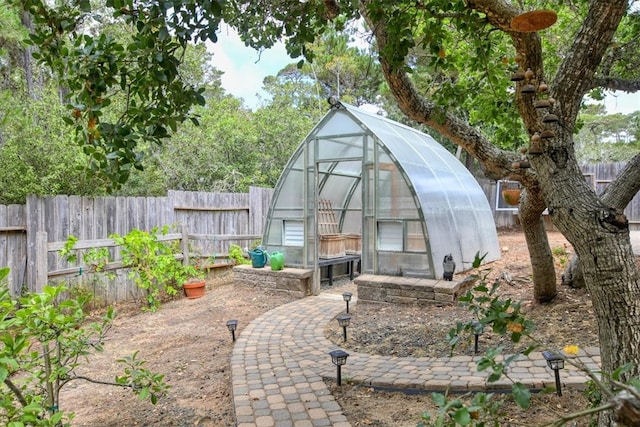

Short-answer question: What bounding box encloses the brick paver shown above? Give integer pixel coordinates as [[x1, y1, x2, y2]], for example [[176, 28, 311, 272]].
[[230, 284, 600, 426]]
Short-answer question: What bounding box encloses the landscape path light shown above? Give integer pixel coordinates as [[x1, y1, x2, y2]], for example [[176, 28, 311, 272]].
[[472, 321, 484, 354], [542, 350, 565, 396], [342, 292, 352, 313], [337, 314, 351, 342], [226, 319, 238, 342], [329, 349, 350, 386]]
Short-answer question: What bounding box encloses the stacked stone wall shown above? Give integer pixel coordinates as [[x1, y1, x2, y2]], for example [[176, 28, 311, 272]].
[[354, 274, 474, 305], [232, 265, 313, 299]]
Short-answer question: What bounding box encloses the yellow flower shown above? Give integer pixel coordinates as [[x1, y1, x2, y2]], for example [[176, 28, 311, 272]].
[[506, 322, 524, 333], [563, 345, 579, 355]]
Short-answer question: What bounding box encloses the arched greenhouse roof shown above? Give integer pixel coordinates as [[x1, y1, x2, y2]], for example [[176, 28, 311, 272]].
[[263, 102, 500, 280]]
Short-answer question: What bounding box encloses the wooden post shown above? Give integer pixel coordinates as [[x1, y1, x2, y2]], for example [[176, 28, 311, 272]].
[[180, 224, 189, 266], [35, 231, 48, 293]]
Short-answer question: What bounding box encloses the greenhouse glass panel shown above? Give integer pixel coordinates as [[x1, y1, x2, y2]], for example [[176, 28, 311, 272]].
[[284, 221, 304, 246], [265, 220, 282, 246], [377, 252, 432, 277], [378, 222, 403, 251], [276, 168, 305, 209], [318, 136, 363, 160], [406, 221, 427, 252], [315, 111, 363, 136]]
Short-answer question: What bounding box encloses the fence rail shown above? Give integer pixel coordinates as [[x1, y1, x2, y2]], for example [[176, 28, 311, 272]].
[[36, 228, 260, 305]]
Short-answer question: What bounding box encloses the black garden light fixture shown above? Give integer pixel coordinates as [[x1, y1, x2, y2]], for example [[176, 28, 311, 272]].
[[226, 319, 238, 342], [329, 349, 350, 386], [342, 292, 352, 313], [542, 350, 565, 396], [337, 314, 351, 342], [472, 321, 484, 354]]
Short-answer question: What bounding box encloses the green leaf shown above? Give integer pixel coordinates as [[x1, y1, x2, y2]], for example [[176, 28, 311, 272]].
[[431, 392, 447, 407], [612, 363, 634, 381], [453, 408, 471, 425], [512, 382, 531, 409]]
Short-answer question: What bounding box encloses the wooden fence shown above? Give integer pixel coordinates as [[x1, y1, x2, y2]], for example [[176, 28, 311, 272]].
[[1, 163, 639, 302], [1, 187, 273, 299]]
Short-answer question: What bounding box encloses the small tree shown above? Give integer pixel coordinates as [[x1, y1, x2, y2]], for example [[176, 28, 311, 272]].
[[110, 226, 203, 311], [0, 267, 169, 426]]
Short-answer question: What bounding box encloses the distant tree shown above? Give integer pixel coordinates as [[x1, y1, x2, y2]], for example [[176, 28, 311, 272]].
[[0, 85, 110, 204], [576, 110, 639, 162]]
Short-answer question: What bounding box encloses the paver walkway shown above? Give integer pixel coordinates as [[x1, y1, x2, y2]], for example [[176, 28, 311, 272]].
[[230, 284, 600, 427]]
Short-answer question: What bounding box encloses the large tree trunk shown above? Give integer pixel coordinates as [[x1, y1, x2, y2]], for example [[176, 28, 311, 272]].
[[536, 149, 640, 426], [519, 186, 557, 302], [563, 157, 640, 289]]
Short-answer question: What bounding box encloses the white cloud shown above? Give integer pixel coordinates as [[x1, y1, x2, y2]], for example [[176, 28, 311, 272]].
[[207, 26, 292, 109]]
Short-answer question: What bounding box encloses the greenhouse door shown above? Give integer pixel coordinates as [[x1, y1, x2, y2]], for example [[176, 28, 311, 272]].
[[314, 158, 363, 279]]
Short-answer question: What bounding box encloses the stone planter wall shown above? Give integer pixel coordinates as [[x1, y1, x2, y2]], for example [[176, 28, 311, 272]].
[[354, 274, 475, 305], [233, 264, 313, 299]]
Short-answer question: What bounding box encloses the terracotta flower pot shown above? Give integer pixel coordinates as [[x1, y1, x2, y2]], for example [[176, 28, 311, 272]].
[[183, 279, 206, 299], [502, 189, 521, 206]]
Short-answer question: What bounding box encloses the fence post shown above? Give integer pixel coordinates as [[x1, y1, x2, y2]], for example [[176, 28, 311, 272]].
[[180, 224, 189, 266], [35, 231, 48, 293]]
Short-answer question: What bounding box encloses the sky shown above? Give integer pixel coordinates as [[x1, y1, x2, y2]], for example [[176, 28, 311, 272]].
[[207, 27, 292, 110], [208, 27, 639, 115]]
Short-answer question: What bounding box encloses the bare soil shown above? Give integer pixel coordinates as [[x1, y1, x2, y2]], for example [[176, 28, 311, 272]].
[[62, 230, 606, 426]]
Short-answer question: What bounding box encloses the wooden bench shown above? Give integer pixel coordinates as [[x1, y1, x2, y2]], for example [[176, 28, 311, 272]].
[[318, 254, 361, 286]]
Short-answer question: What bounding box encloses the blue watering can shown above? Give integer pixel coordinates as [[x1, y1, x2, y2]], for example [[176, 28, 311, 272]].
[[249, 248, 268, 268]]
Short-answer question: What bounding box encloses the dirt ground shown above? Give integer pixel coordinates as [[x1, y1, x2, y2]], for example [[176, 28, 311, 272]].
[[61, 230, 605, 426]]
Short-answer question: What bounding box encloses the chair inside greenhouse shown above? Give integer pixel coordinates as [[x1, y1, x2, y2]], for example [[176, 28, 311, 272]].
[[262, 101, 500, 294]]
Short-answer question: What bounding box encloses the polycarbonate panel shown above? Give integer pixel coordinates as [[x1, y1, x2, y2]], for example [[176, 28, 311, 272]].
[[342, 210, 361, 233], [270, 209, 304, 218], [282, 246, 303, 267], [318, 136, 363, 160], [378, 222, 402, 251], [332, 159, 361, 176], [315, 111, 363, 136], [376, 252, 432, 277], [319, 175, 354, 211], [275, 169, 305, 209], [265, 220, 282, 245], [406, 221, 427, 252]]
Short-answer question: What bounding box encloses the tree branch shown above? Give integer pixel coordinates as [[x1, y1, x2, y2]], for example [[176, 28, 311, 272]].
[[4, 378, 28, 407], [540, 402, 616, 427], [601, 153, 640, 210], [359, 0, 525, 183], [590, 77, 640, 93], [63, 375, 136, 389], [552, 1, 628, 125]]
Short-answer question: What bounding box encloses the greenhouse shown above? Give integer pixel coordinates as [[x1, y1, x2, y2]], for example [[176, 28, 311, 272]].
[[262, 101, 500, 293]]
